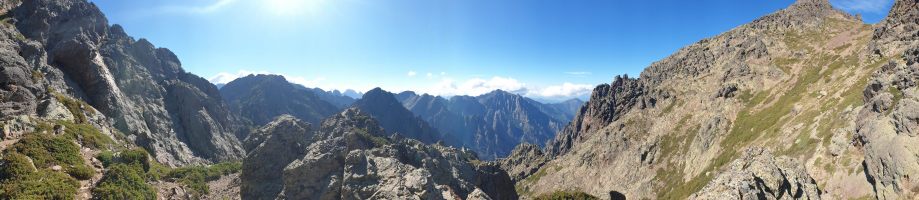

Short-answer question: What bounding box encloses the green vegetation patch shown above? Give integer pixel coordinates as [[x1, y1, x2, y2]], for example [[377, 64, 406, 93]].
[[534, 190, 599, 200], [888, 86, 904, 113], [517, 166, 552, 195], [163, 161, 241, 197], [7, 133, 94, 180], [92, 148, 158, 199], [57, 121, 114, 149], [0, 152, 79, 200], [92, 163, 156, 200], [53, 93, 94, 124]]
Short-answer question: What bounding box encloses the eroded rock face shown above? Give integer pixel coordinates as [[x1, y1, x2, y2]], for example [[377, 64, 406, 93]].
[[240, 109, 517, 200], [546, 75, 647, 157], [498, 143, 549, 182], [690, 148, 821, 200], [5, 0, 244, 166], [856, 52, 919, 199], [870, 0, 919, 55], [855, 1, 919, 199], [240, 115, 313, 200]]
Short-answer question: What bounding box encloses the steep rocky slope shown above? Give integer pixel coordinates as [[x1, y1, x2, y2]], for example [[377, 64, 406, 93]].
[[241, 108, 517, 199], [398, 90, 572, 160], [1, 0, 242, 166], [351, 88, 444, 144], [856, 0, 919, 199], [220, 74, 339, 128], [511, 0, 907, 199]]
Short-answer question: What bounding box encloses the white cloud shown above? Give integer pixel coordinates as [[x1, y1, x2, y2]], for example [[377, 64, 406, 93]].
[[407, 70, 417, 77], [832, 0, 891, 13], [528, 83, 594, 99], [425, 76, 528, 97], [426, 73, 433, 79], [162, 0, 237, 14], [208, 70, 269, 84]]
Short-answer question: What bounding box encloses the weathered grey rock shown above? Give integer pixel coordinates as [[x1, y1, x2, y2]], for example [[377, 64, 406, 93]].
[[4, 0, 245, 166], [240, 108, 517, 200], [498, 143, 549, 182], [856, 49, 919, 199], [690, 148, 821, 200], [240, 115, 313, 200], [546, 75, 646, 157], [870, 0, 919, 55]]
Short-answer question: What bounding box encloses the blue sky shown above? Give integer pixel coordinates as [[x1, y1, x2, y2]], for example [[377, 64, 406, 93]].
[[89, 0, 893, 102]]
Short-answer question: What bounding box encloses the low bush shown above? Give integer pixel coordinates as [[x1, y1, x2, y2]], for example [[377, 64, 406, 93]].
[[7, 133, 94, 180], [164, 161, 241, 197], [58, 121, 113, 149], [92, 163, 156, 200], [535, 191, 599, 200], [0, 153, 79, 200]]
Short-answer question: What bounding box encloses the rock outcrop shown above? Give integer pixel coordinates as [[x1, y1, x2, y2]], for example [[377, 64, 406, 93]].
[[2, 0, 243, 166], [856, 1, 919, 197], [240, 115, 313, 199], [690, 148, 821, 200], [498, 143, 549, 182], [240, 108, 518, 200], [545, 75, 646, 157]]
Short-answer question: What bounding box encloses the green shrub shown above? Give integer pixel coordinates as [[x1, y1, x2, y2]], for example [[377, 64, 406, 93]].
[[118, 148, 152, 171], [7, 133, 94, 180], [92, 163, 156, 200], [96, 150, 116, 167], [164, 161, 242, 197], [53, 93, 93, 124], [58, 121, 113, 149], [535, 191, 599, 200], [69, 164, 95, 180], [0, 153, 34, 180], [0, 153, 79, 200]]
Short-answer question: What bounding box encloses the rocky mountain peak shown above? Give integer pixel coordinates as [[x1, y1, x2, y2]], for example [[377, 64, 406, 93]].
[[871, 0, 919, 54], [351, 88, 442, 144], [220, 73, 338, 127], [791, 0, 831, 7]]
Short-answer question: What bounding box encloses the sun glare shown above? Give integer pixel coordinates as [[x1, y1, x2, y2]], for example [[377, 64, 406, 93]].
[[264, 0, 324, 16]]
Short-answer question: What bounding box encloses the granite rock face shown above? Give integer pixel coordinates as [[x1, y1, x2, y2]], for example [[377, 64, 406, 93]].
[[690, 148, 821, 200], [498, 143, 549, 182], [240, 115, 313, 200], [3, 0, 243, 166], [240, 109, 518, 200]]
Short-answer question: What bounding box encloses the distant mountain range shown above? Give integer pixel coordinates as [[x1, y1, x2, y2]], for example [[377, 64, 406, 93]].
[[397, 90, 579, 160], [220, 74, 340, 127], [217, 75, 584, 160]]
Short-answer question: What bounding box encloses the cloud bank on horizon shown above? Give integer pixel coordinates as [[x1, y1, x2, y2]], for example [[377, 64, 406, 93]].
[[209, 70, 593, 102]]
